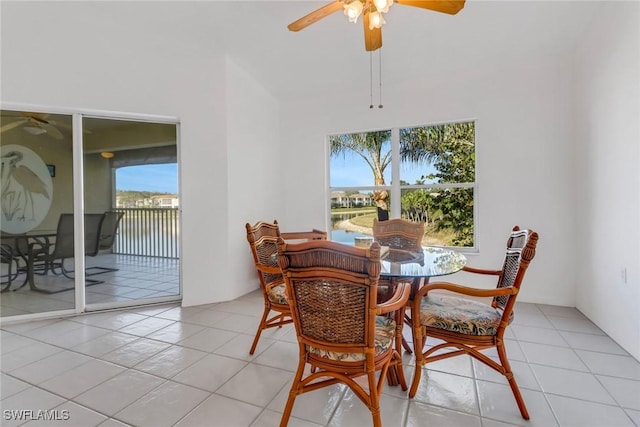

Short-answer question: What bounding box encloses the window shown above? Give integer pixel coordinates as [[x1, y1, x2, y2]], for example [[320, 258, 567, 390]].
[[328, 121, 476, 248]]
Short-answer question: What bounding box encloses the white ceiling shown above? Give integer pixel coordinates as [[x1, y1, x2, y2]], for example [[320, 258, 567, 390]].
[[3, 1, 602, 102], [185, 0, 602, 101]]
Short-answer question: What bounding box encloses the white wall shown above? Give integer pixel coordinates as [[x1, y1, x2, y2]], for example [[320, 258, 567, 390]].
[[280, 53, 578, 306], [574, 1, 640, 360], [226, 59, 282, 300], [1, 2, 238, 307]]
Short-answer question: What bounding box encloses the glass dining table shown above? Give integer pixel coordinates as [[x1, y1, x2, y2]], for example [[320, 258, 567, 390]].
[[380, 246, 467, 281], [379, 246, 467, 356]]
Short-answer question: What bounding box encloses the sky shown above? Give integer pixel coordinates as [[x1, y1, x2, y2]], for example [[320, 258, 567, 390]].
[[114, 155, 432, 194], [116, 164, 178, 193], [330, 151, 436, 188]]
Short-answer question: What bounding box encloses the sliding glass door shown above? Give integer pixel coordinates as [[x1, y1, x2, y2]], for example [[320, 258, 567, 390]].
[[1, 109, 76, 316], [82, 116, 180, 311], [0, 107, 180, 320]]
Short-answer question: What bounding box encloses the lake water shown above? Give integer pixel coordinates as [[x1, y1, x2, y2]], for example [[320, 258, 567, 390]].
[[331, 229, 371, 244]]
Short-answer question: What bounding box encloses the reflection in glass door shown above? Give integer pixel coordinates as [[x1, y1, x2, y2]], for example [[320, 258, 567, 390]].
[[1, 109, 76, 317], [82, 116, 180, 310]]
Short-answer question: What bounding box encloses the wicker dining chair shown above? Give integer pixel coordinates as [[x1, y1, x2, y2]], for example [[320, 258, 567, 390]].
[[372, 218, 424, 252], [409, 226, 539, 420], [245, 220, 326, 355], [373, 217, 425, 353], [276, 239, 410, 427]]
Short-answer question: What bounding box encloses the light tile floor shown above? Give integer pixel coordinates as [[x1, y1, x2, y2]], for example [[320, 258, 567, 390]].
[[1, 254, 180, 317], [1, 292, 639, 427]]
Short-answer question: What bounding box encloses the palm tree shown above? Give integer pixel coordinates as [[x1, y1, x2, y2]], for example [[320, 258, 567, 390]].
[[399, 126, 444, 165], [329, 131, 391, 219]]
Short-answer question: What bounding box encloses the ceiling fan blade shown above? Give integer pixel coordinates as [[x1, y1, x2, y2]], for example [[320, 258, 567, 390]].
[[395, 0, 465, 15], [0, 118, 27, 133], [288, 0, 344, 32], [20, 111, 50, 121], [363, 12, 383, 52], [40, 122, 64, 140]]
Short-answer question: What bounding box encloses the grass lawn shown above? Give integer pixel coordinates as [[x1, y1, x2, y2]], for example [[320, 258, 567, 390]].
[[336, 211, 457, 246]]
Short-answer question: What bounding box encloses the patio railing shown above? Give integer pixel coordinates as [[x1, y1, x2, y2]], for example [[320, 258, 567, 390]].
[[112, 208, 179, 258]]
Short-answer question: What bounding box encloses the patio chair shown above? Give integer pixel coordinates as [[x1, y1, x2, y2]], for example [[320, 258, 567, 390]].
[[27, 213, 106, 293], [409, 226, 539, 420], [99, 211, 124, 251], [276, 239, 410, 427], [1, 243, 17, 292], [85, 210, 125, 276], [373, 217, 425, 352], [245, 220, 326, 355]]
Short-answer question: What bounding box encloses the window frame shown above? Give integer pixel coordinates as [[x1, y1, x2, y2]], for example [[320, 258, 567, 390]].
[[327, 120, 478, 251]]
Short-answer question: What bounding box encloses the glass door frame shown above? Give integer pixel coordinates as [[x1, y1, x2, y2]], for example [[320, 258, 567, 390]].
[[0, 102, 182, 324]]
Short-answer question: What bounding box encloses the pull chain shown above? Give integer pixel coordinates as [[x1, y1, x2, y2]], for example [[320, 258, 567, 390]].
[[369, 51, 374, 109], [368, 49, 383, 109], [378, 48, 383, 109]]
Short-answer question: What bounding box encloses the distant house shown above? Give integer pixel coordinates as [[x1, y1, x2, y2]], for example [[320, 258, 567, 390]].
[[115, 194, 179, 208], [151, 194, 179, 208], [331, 192, 373, 208]]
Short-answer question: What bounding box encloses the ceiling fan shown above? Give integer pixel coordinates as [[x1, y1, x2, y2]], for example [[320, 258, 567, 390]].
[[288, 0, 466, 51], [0, 112, 66, 140]]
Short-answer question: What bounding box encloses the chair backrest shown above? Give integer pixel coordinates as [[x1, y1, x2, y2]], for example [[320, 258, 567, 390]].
[[50, 214, 76, 259], [277, 239, 382, 351], [99, 211, 124, 250], [372, 218, 424, 252], [493, 226, 539, 311], [51, 213, 105, 259], [84, 213, 105, 256], [245, 220, 284, 291]]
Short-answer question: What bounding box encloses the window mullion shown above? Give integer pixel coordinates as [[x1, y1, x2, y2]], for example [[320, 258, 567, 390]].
[[390, 127, 400, 217]]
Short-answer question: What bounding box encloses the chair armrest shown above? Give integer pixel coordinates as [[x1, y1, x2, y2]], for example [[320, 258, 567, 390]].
[[0, 244, 14, 261], [281, 229, 327, 241], [462, 266, 502, 276], [26, 241, 53, 271], [415, 281, 518, 302], [377, 282, 411, 315], [28, 240, 51, 255], [255, 264, 282, 275]]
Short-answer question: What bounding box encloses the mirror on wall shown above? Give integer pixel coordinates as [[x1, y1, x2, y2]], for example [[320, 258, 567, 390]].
[[0, 109, 180, 319]]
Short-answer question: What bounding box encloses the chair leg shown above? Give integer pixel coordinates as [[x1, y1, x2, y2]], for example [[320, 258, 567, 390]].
[[371, 408, 382, 427], [409, 327, 425, 398], [496, 339, 530, 420], [249, 305, 270, 355], [401, 299, 416, 354], [392, 351, 408, 391], [279, 360, 305, 427], [279, 389, 297, 427], [0, 260, 13, 293], [367, 371, 383, 427]]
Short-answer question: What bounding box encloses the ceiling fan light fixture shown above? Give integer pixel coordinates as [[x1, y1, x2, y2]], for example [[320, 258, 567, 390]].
[[369, 11, 385, 30], [23, 125, 46, 136], [373, 0, 393, 14], [343, 0, 364, 23]]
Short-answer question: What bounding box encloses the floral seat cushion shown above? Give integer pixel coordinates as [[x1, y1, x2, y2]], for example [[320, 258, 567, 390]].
[[267, 283, 288, 305], [419, 294, 502, 336], [308, 316, 396, 362]]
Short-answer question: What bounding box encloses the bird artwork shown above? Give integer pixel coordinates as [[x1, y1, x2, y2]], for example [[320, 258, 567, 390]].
[[1, 148, 52, 230]]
